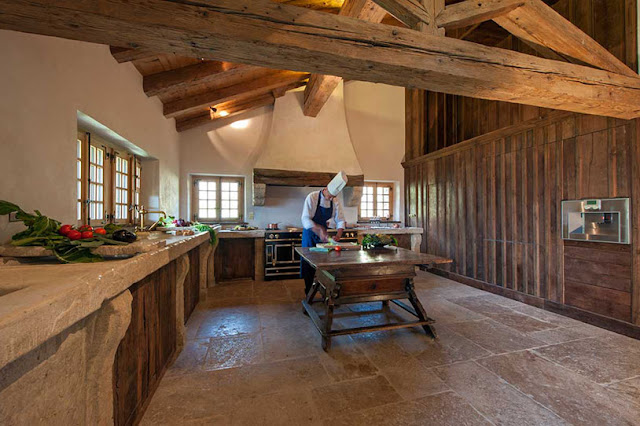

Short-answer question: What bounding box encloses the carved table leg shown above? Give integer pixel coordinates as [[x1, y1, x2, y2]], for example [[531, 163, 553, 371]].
[[322, 300, 335, 351], [406, 278, 437, 339]]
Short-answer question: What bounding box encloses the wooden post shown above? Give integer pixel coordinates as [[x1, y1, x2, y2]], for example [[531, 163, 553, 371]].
[[632, 118, 640, 325], [417, 0, 445, 34]]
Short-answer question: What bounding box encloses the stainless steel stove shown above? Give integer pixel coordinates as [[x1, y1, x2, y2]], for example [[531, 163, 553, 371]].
[[264, 229, 358, 280]]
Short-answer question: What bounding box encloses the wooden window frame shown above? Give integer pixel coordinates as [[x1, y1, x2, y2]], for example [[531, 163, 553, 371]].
[[191, 175, 244, 224], [358, 181, 394, 221], [77, 130, 142, 226]]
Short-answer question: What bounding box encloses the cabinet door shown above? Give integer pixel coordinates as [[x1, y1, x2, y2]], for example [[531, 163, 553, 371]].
[[215, 239, 255, 282]]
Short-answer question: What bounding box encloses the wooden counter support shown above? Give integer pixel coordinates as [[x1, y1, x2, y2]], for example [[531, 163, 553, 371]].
[[175, 254, 190, 353]]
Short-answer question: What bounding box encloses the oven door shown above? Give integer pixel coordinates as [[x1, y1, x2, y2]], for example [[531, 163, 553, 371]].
[[274, 243, 296, 264]]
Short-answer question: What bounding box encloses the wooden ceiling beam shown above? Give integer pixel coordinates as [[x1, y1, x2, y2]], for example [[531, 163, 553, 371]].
[[143, 61, 250, 97], [109, 46, 158, 63], [436, 0, 525, 30], [163, 69, 309, 118], [1, 0, 639, 119], [303, 0, 387, 117], [492, 0, 637, 76], [369, 0, 432, 29], [175, 94, 276, 132]]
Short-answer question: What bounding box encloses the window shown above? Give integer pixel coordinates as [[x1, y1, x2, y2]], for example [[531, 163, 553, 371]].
[[358, 182, 394, 220], [192, 176, 244, 223], [76, 131, 142, 225]]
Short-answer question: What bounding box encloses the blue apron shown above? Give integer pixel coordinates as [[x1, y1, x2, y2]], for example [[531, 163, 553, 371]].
[[302, 191, 333, 248]]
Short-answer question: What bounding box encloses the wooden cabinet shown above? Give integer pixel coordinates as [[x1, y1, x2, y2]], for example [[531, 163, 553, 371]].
[[215, 238, 255, 282], [113, 261, 177, 426]]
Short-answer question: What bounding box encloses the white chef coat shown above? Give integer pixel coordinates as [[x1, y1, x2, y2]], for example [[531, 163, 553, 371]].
[[301, 190, 346, 230]]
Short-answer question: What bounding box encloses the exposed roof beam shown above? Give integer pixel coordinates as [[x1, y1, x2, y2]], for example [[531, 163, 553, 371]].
[[303, 0, 387, 117], [109, 46, 158, 63], [369, 0, 432, 29], [1, 0, 639, 119], [143, 61, 251, 97], [492, 0, 637, 76], [175, 94, 275, 132], [436, 0, 525, 30], [163, 69, 308, 117]]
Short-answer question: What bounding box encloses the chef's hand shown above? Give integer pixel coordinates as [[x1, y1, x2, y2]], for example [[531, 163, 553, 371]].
[[332, 234, 341, 242], [313, 225, 329, 243]]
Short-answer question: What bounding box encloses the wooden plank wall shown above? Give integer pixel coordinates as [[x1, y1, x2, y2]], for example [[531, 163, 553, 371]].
[[184, 247, 201, 323], [404, 0, 640, 326], [113, 260, 177, 426], [405, 0, 639, 156], [406, 114, 634, 311]]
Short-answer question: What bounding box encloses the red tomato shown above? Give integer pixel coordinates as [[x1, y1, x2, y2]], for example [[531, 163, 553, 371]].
[[78, 225, 93, 232], [59, 224, 73, 236], [94, 228, 107, 235], [67, 230, 82, 240], [81, 231, 94, 239], [334, 246, 342, 252]]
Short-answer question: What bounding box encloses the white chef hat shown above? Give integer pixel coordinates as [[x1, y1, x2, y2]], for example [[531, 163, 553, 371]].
[[328, 171, 348, 196]]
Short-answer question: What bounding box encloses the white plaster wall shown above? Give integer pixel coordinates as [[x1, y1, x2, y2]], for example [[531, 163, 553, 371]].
[[0, 31, 180, 243], [343, 81, 406, 221], [179, 82, 405, 228]]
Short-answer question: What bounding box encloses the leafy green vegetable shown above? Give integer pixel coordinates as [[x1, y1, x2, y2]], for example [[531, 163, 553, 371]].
[[194, 223, 217, 245], [0, 200, 132, 263], [361, 233, 398, 250]]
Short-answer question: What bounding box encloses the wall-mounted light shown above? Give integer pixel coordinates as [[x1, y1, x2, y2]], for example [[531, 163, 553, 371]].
[[219, 110, 229, 117], [210, 106, 217, 113]]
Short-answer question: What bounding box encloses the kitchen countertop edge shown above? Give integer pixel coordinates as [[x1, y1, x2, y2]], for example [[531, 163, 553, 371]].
[[0, 232, 210, 368]]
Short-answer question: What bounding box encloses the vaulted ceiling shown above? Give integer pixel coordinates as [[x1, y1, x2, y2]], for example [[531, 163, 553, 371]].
[[2, 0, 636, 133], [108, 0, 536, 132]]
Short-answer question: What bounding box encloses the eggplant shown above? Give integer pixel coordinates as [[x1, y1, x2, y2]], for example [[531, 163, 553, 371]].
[[112, 229, 137, 243]]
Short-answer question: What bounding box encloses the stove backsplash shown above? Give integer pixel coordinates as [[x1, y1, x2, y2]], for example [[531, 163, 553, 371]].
[[251, 186, 358, 229]]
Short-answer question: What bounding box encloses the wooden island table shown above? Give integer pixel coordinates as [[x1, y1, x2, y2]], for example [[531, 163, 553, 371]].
[[295, 246, 452, 350]]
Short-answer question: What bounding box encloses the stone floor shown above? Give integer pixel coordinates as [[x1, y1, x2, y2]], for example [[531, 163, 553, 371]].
[[141, 271, 640, 425]]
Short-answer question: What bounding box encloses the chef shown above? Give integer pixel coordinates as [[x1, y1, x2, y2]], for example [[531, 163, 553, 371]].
[[300, 171, 348, 294]]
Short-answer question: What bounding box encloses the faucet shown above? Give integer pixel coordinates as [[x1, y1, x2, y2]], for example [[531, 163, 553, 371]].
[[137, 205, 167, 231]]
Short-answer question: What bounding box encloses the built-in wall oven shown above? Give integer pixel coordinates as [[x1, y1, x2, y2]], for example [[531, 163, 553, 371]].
[[264, 229, 359, 280]]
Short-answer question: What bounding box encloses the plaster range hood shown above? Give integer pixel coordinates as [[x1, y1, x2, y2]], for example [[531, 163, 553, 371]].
[[252, 86, 364, 206]]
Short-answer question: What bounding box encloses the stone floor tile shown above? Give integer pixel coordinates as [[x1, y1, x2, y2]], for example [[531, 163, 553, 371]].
[[433, 361, 567, 425], [253, 281, 296, 304], [165, 338, 210, 377], [317, 336, 379, 382], [379, 357, 450, 400], [419, 297, 487, 324], [534, 334, 640, 384], [261, 322, 325, 362], [230, 389, 322, 425], [446, 319, 545, 354], [207, 281, 254, 300], [195, 305, 261, 339], [607, 376, 640, 402], [350, 330, 416, 369], [527, 327, 596, 345], [510, 304, 580, 327], [324, 392, 491, 426], [412, 325, 491, 368], [203, 334, 264, 371], [479, 351, 640, 426], [311, 375, 402, 417]]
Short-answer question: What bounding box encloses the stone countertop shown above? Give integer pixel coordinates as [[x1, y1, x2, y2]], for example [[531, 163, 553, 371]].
[[217, 229, 266, 239], [353, 227, 423, 235], [0, 232, 210, 369]]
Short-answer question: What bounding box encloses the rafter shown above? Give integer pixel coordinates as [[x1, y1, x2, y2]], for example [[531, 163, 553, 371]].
[[109, 46, 158, 63], [369, 0, 431, 29], [436, 0, 525, 30], [1, 0, 639, 119], [175, 94, 276, 132], [163, 69, 309, 118], [143, 61, 251, 97], [492, 0, 637, 76], [303, 0, 387, 117]]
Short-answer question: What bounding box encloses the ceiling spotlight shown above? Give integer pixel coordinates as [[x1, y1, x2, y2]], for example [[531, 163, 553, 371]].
[[210, 106, 217, 113], [219, 110, 229, 117]]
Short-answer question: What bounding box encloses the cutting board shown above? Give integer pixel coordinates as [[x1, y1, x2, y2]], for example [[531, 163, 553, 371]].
[[316, 242, 361, 251]]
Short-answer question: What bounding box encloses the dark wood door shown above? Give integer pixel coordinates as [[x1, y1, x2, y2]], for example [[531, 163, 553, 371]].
[[215, 238, 255, 282]]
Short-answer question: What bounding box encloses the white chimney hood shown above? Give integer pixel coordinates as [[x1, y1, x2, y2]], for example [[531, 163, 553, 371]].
[[253, 83, 364, 206]]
